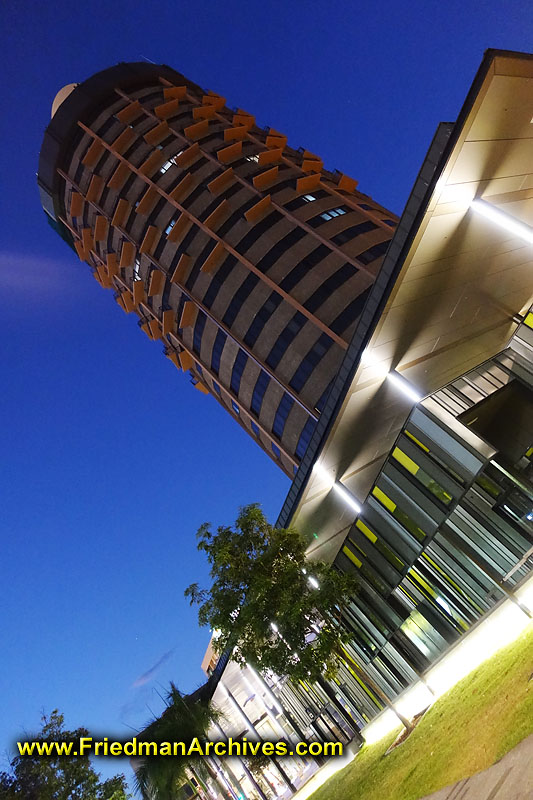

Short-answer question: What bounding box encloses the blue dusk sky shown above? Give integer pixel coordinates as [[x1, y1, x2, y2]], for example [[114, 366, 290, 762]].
[[1, 0, 531, 787]]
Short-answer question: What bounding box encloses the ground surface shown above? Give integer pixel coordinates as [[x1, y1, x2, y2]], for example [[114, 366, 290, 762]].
[[308, 621, 533, 800]]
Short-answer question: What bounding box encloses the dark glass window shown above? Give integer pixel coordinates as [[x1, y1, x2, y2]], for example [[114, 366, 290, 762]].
[[251, 371, 270, 416], [296, 417, 317, 459], [211, 329, 227, 374], [304, 263, 355, 314], [329, 285, 372, 334], [357, 240, 390, 265], [213, 380, 221, 395], [384, 219, 397, 227], [243, 292, 282, 348], [271, 442, 281, 459], [251, 420, 260, 436], [97, 116, 117, 138], [216, 197, 258, 238], [331, 220, 378, 246], [307, 205, 350, 228], [265, 312, 306, 370], [202, 255, 238, 309], [284, 190, 329, 211], [192, 311, 207, 355], [279, 245, 329, 294], [315, 380, 334, 413], [196, 364, 203, 376], [358, 203, 372, 210], [255, 227, 307, 275], [235, 211, 283, 254], [289, 333, 334, 393], [222, 274, 259, 327], [272, 393, 294, 439], [230, 349, 248, 395], [231, 400, 240, 415]]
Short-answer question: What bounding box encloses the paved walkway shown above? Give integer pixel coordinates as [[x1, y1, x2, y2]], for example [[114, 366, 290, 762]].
[[422, 733, 533, 799]]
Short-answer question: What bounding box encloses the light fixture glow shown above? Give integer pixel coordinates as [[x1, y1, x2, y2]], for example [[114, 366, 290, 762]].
[[387, 371, 422, 403], [471, 199, 533, 244], [270, 622, 279, 633], [332, 482, 362, 513], [313, 461, 335, 489], [308, 576, 320, 589]]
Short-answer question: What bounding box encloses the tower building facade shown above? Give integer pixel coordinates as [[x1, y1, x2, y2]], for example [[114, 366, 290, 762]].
[[38, 62, 397, 475]]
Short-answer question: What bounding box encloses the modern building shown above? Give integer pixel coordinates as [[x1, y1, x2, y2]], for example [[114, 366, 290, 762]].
[[38, 63, 397, 476], [39, 49, 533, 800]]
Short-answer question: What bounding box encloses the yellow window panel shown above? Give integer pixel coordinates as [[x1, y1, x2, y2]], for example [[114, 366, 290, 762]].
[[342, 545, 362, 569], [132, 280, 146, 307], [392, 446, 420, 476], [253, 167, 278, 190], [404, 429, 430, 452], [163, 86, 187, 100], [184, 119, 209, 141], [148, 269, 165, 297], [524, 312, 533, 329], [116, 100, 141, 124], [355, 519, 377, 543], [70, 192, 84, 217], [372, 486, 396, 512], [179, 351, 194, 371], [154, 98, 180, 119], [245, 195, 272, 223], [81, 139, 104, 168], [119, 241, 136, 269], [112, 127, 136, 155], [144, 120, 170, 146], [171, 253, 191, 284], [217, 141, 242, 164], [162, 309, 175, 336], [94, 216, 108, 242], [207, 168, 234, 195], [338, 174, 359, 192], [180, 301, 197, 329], [139, 226, 160, 255]]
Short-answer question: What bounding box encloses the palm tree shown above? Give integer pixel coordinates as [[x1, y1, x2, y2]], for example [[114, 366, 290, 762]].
[[134, 673, 222, 800]]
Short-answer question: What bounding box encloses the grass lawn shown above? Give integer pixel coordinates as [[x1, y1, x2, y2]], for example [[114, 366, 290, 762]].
[[309, 620, 533, 800]]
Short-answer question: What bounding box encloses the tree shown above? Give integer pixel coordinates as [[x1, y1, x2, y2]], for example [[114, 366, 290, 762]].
[[0, 710, 130, 800], [185, 504, 412, 730], [134, 682, 221, 800]]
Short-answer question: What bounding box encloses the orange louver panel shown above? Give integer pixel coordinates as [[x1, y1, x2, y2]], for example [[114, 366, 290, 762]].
[[233, 112, 255, 128], [136, 186, 159, 216], [302, 158, 323, 173], [166, 350, 181, 368], [194, 381, 209, 394], [207, 168, 235, 196], [140, 226, 160, 255], [112, 127, 136, 155], [204, 200, 228, 231], [163, 86, 187, 100], [193, 105, 217, 120], [253, 167, 278, 190], [203, 93, 225, 109], [144, 121, 170, 146], [296, 173, 321, 193], [258, 148, 283, 166], [184, 119, 209, 141], [74, 240, 88, 262], [179, 301, 197, 328], [171, 253, 191, 284], [111, 198, 131, 228], [224, 126, 248, 142], [266, 131, 287, 149], [96, 265, 112, 288], [139, 150, 165, 176], [167, 216, 192, 245], [119, 241, 136, 268], [245, 195, 272, 223], [117, 101, 142, 124], [107, 161, 130, 191], [82, 139, 104, 168], [338, 174, 359, 192], [81, 227, 94, 254], [154, 98, 180, 120], [122, 291, 135, 313], [169, 172, 194, 203], [200, 242, 225, 274], [162, 309, 175, 336], [94, 216, 108, 242], [140, 321, 153, 339], [176, 142, 200, 167], [106, 253, 119, 277], [217, 141, 242, 164], [70, 192, 84, 217], [148, 269, 166, 296], [148, 319, 162, 339], [179, 351, 194, 371], [132, 280, 146, 307], [115, 294, 126, 311], [86, 174, 104, 203]]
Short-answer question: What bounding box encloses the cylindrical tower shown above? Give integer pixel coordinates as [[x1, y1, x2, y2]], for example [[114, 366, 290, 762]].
[[38, 63, 397, 476]]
